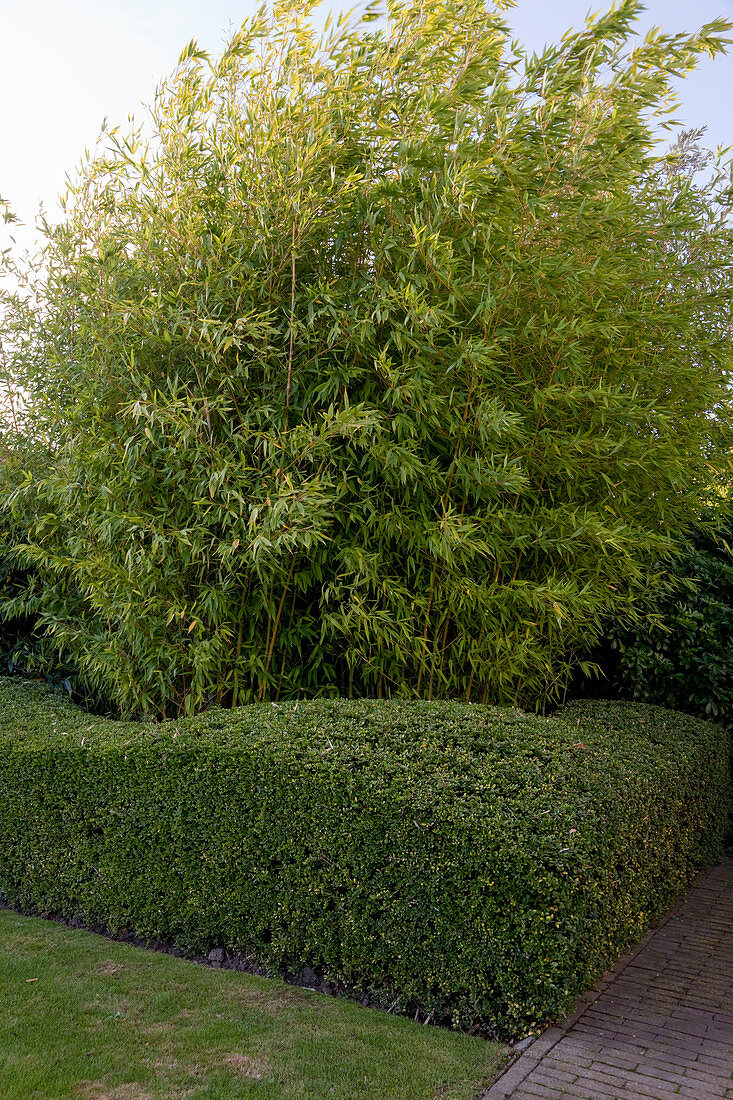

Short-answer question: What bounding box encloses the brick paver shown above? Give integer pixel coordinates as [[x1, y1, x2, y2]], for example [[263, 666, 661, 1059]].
[[484, 858, 733, 1099]]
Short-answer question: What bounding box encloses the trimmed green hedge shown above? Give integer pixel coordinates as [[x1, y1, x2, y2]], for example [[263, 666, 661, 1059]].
[[0, 680, 728, 1038]]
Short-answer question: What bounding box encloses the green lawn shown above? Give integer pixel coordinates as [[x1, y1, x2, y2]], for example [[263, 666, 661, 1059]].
[[0, 910, 506, 1100]]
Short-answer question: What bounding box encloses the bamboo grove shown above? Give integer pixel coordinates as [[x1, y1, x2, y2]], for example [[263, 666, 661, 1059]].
[[1, 0, 732, 716]]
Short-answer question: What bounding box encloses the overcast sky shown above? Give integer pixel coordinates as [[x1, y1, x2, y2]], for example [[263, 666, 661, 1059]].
[[1, 0, 732, 234]]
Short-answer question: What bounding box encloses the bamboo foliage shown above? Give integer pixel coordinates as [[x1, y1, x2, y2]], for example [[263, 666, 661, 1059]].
[[1, 0, 732, 716]]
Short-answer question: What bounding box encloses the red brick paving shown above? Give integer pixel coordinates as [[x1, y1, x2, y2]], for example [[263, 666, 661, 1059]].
[[484, 858, 733, 1099]]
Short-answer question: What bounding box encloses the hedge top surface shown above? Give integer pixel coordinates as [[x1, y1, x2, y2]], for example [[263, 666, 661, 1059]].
[[1, 677, 727, 821], [1, 674, 724, 749]]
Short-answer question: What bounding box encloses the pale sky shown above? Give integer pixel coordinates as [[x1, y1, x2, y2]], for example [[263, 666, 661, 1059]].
[[1, 0, 732, 235]]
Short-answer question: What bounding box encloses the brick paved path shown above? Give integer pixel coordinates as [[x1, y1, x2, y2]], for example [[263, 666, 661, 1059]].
[[485, 858, 733, 1099]]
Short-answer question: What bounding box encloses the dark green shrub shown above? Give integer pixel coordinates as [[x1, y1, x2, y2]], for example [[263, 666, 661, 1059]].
[[0, 522, 113, 713], [596, 524, 733, 726], [0, 679, 727, 1038]]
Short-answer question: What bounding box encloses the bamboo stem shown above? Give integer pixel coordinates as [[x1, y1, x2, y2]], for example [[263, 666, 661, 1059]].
[[285, 219, 296, 427], [261, 553, 298, 698], [416, 560, 437, 695], [465, 625, 484, 703]]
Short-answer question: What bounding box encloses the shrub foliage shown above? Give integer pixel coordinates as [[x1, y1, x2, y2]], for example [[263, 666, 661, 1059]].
[[597, 519, 733, 726], [0, 679, 728, 1038], [2, 1, 733, 715]]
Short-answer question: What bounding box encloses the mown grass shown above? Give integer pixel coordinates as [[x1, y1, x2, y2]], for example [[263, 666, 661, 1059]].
[[0, 910, 506, 1099]]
